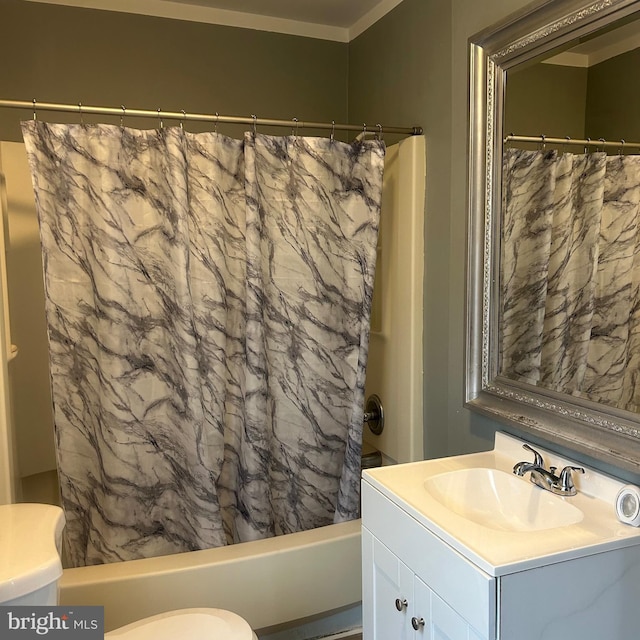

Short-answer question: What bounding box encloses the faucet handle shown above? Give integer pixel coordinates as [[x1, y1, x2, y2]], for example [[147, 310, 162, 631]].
[[558, 466, 585, 493], [522, 443, 544, 467]]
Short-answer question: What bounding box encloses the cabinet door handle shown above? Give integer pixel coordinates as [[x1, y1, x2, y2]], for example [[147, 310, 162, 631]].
[[411, 616, 425, 630], [395, 598, 408, 612]]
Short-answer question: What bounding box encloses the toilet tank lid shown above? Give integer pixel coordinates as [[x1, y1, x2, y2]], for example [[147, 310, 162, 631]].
[[0, 503, 65, 602]]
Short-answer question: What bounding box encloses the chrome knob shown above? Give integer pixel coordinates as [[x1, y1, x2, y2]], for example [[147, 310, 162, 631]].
[[523, 443, 544, 467], [558, 465, 585, 494], [364, 394, 384, 435], [395, 598, 408, 612], [411, 616, 425, 630]]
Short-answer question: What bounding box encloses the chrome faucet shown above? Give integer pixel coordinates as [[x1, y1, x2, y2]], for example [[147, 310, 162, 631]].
[[513, 444, 585, 497]]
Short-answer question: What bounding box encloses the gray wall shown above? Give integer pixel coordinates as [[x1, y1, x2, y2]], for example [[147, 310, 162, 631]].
[[350, 0, 534, 459], [505, 63, 588, 140], [349, 0, 452, 458], [3, 0, 629, 471], [502, 47, 640, 147], [585, 47, 640, 142], [0, 0, 349, 488], [448, 0, 536, 456], [0, 0, 348, 141]]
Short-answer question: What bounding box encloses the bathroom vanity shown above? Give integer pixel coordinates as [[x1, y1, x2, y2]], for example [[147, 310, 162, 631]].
[[361, 433, 640, 640]]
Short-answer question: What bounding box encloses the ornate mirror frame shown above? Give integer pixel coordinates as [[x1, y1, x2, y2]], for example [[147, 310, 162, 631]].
[[466, 0, 640, 473]]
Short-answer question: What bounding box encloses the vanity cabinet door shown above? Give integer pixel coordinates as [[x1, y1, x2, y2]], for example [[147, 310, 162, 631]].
[[362, 480, 496, 638], [363, 528, 488, 640], [429, 585, 485, 640], [363, 481, 496, 640], [363, 527, 415, 640], [411, 575, 486, 640]]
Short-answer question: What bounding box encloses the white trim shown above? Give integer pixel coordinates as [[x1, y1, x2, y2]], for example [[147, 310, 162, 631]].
[[542, 51, 589, 67], [23, 0, 352, 42], [24, 0, 407, 42], [26, 0, 410, 42], [586, 31, 640, 65], [544, 32, 640, 67], [349, 0, 404, 40]]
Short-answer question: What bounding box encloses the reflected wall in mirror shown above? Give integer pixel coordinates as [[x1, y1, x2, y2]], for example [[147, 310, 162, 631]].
[[467, 0, 640, 473]]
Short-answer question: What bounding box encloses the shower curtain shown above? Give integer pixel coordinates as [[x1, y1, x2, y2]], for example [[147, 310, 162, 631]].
[[500, 147, 640, 412], [21, 121, 385, 567]]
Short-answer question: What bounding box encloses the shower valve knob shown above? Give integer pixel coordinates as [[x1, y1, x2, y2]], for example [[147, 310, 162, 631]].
[[364, 394, 384, 435]]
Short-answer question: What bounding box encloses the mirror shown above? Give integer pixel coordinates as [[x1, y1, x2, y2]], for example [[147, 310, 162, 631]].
[[466, 0, 640, 473], [501, 20, 640, 410]]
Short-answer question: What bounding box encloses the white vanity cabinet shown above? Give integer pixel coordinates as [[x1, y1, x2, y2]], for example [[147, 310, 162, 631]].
[[362, 480, 493, 640], [362, 527, 486, 640], [361, 433, 640, 640]]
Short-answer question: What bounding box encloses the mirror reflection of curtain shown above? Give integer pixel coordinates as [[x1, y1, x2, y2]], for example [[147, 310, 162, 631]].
[[500, 148, 640, 412]]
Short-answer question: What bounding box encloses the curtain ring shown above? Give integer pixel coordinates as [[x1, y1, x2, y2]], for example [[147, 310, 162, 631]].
[[598, 137, 606, 153], [584, 137, 591, 153], [539, 134, 546, 151], [251, 114, 257, 136], [292, 117, 299, 138], [214, 112, 219, 134], [157, 108, 163, 129], [362, 123, 367, 139], [564, 136, 571, 154], [120, 105, 126, 128], [330, 120, 335, 143], [376, 123, 383, 141], [78, 102, 84, 125], [180, 109, 187, 131], [32, 98, 37, 121], [619, 139, 625, 156]]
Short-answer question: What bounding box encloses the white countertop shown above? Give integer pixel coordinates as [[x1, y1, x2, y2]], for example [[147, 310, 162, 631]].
[[362, 432, 640, 576]]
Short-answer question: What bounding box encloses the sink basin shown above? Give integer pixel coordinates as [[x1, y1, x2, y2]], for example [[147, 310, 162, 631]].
[[363, 432, 640, 575], [424, 468, 584, 532]]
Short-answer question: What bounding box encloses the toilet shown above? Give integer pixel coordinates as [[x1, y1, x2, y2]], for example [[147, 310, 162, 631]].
[[0, 503, 257, 639]]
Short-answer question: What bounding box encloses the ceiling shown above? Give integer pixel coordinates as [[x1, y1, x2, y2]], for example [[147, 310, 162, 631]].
[[25, 0, 404, 42], [545, 17, 640, 67]]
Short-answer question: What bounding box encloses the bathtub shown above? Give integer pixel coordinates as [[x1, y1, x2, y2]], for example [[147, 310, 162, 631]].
[[59, 519, 362, 635]]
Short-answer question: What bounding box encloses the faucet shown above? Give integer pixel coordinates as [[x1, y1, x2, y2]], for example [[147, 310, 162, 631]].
[[513, 444, 585, 497]]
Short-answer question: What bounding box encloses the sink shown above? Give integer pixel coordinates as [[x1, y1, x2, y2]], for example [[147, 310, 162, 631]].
[[423, 468, 584, 532], [363, 432, 640, 575]]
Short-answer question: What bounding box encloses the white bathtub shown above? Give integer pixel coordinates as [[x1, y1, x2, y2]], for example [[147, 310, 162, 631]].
[[59, 519, 362, 635]]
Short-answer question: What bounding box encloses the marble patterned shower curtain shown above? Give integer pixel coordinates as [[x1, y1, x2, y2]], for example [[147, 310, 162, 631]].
[[21, 121, 384, 567], [500, 147, 640, 411]]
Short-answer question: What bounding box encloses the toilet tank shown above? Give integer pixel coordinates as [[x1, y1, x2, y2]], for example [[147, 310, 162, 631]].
[[0, 503, 65, 605]]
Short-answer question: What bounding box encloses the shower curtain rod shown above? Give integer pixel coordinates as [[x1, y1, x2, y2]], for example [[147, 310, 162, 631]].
[[504, 133, 639, 150], [0, 98, 423, 136]]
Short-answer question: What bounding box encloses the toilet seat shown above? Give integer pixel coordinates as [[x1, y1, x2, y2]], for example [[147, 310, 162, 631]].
[[105, 608, 256, 639]]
